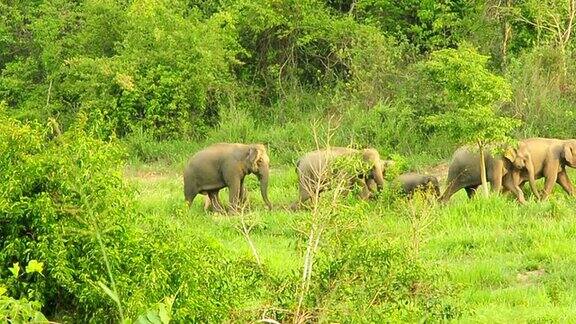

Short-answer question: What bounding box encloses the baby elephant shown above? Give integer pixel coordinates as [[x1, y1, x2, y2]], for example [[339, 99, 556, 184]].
[[396, 173, 441, 198], [368, 160, 440, 198], [183, 143, 272, 213]]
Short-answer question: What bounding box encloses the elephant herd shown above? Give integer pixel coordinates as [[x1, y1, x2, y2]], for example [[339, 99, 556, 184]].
[[183, 138, 576, 213]]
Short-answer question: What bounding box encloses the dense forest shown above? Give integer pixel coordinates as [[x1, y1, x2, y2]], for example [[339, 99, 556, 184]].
[[2, 0, 576, 322]]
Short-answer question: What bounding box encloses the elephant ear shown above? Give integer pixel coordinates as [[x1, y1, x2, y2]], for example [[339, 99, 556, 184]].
[[247, 144, 264, 170], [503, 147, 517, 163]]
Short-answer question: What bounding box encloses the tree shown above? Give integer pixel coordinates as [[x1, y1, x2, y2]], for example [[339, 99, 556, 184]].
[[515, 0, 576, 82], [422, 44, 520, 196]]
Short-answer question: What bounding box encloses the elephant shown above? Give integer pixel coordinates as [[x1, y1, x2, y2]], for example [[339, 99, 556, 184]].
[[396, 173, 441, 198], [367, 160, 440, 198], [439, 142, 539, 203], [183, 143, 272, 212], [292, 147, 385, 207], [503, 138, 576, 199]]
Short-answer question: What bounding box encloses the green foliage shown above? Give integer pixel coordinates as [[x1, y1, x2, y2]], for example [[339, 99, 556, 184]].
[[133, 296, 174, 324], [423, 44, 512, 109], [3, 0, 576, 322], [0, 111, 130, 318], [0, 112, 262, 322], [355, 0, 480, 53], [506, 45, 576, 138], [314, 239, 461, 321], [0, 296, 48, 323], [231, 0, 354, 98], [330, 152, 372, 183], [0, 0, 240, 139], [421, 44, 519, 145]]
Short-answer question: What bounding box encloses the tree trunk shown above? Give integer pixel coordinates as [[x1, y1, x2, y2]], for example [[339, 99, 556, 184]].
[[478, 142, 490, 196]]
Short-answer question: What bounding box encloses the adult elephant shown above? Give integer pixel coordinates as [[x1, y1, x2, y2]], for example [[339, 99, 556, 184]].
[[505, 138, 576, 199], [293, 147, 385, 207], [183, 143, 272, 212], [440, 142, 539, 203]]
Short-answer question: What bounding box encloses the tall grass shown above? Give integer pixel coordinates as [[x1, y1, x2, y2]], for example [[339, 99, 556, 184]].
[[126, 147, 576, 321]]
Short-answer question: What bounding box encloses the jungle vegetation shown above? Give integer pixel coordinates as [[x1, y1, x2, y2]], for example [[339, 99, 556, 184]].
[[2, 0, 576, 322]]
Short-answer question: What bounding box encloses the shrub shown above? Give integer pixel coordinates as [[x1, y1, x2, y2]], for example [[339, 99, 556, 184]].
[[0, 111, 262, 321], [0, 111, 132, 320], [314, 238, 461, 321]]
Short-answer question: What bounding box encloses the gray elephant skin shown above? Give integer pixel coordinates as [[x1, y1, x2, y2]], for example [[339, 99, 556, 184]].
[[183, 143, 272, 212], [368, 160, 440, 198], [294, 147, 385, 207], [396, 173, 440, 198], [440, 142, 539, 203], [505, 138, 576, 199]]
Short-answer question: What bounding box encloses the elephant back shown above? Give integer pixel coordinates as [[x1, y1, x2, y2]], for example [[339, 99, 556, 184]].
[[446, 147, 499, 185]]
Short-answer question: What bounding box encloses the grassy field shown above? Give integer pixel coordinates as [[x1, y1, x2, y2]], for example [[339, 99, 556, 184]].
[[125, 158, 576, 322]]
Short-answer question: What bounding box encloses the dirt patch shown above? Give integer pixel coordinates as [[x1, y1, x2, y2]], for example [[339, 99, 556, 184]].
[[124, 167, 178, 182], [517, 269, 546, 285], [424, 162, 450, 182]]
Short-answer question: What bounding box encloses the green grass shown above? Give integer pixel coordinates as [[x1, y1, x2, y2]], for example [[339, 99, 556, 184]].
[[126, 159, 576, 322]]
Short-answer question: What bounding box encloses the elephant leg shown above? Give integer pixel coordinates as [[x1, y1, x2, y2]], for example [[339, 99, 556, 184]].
[[184, 178, 199, 206], [185, 188, 198, 207], [502, 174, 526, 204], [302, 176, 317, 202], [431, 182, 441, 198], [227, 177, 242, 212], [238, 179, 248, 206], [203, 194, 210, 210], [290, 182, 312, 211], [542, 165, 560, 200], [359, 179, 373, 200], [490, 173, 503, 194], [208, 190, 225, 213], [556, 170, 575, 196], [366, 178, 378, 192]]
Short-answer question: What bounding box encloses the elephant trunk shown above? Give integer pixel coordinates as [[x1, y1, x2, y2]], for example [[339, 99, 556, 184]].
[[258, 167, 272, 210], [373, 167, 385, 191]]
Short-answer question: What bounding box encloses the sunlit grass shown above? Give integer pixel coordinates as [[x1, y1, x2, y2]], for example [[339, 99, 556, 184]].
[[126, 162, 576, 321]]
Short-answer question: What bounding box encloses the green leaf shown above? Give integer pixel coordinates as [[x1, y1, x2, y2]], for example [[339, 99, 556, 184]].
[[9, 262, 20, 278], [146, 312, 162, 324], [98, 281, 120, 305], [25, 260, 44, 274], [135, 311, 161, 324], [158, 302, 170, 324], [0, 286, 6, 296]]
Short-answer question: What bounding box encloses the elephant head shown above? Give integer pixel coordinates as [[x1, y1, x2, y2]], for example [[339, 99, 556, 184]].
[[562, 140, 576, 167], [504, 142, 532, 170], [247, 144, 272, 209], [362, 149, 385, 190]]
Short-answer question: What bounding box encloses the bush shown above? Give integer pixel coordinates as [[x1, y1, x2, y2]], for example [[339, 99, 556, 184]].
[[1, 1, 241, 140], [0, 111, 262, 322], [314, 239, 461, 321], [0, 295, 47, 323], [0, 111, 132, 319]]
